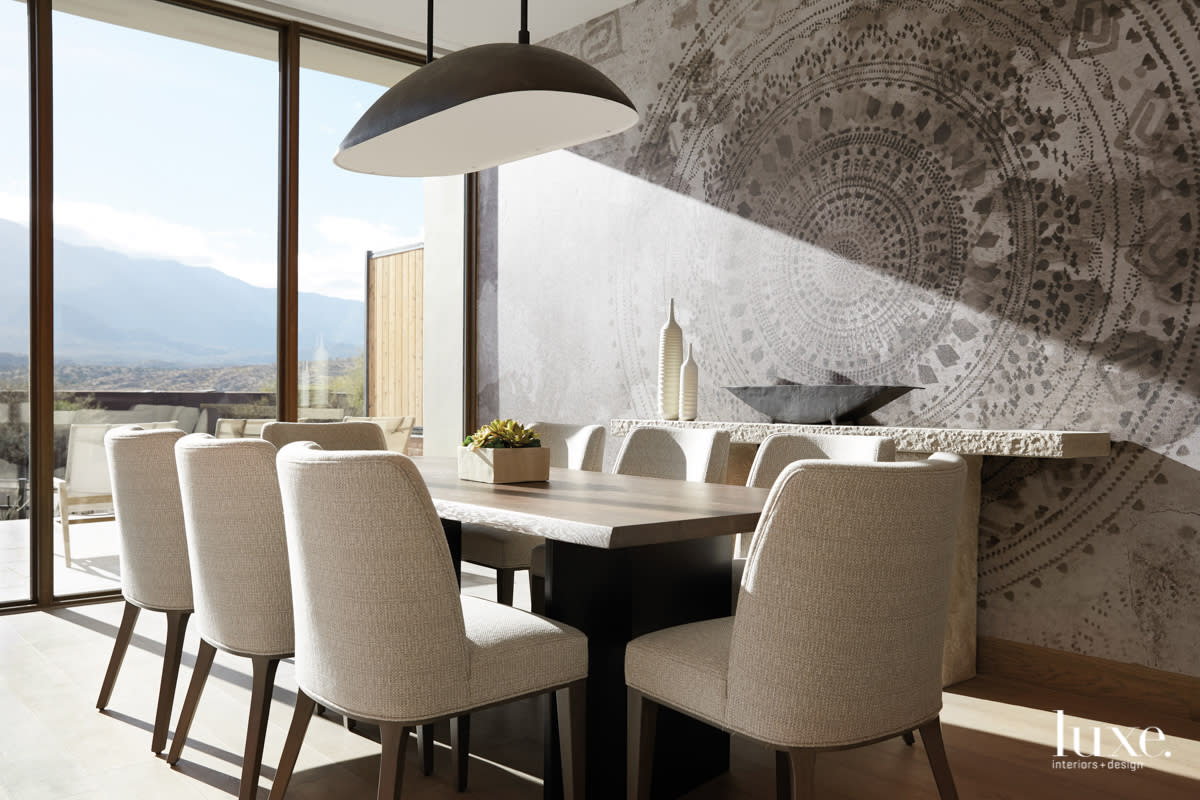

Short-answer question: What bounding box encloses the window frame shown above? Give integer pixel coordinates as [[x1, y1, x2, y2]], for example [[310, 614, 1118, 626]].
[[2, 0, 475, 612]]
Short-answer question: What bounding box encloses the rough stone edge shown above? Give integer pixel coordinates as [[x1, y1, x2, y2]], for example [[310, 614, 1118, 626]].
[[610, 419, 1111, 459]]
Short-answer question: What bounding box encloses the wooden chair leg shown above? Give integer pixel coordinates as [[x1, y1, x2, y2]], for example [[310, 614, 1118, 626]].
[[919, 717, 959, 800], [530, 573, 545, 615], [627, 688, 656, 800], [267, 689, 316, 800], [451, 715, 470, 792], [167, 639, 217, 766], [152, 610, 190, 754], [378, 723, 413, 800], [97, 601, 140, 710], [417, 723, 435, 777], [902, 730, 916, 746], [239, 656, 281, 800], [777, 749, 816, 800], [496, 568, 515, 606], [556, 680, 585, 800]]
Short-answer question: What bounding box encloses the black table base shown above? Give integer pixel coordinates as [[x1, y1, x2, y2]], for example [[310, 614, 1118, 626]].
[[543, 535, 734, 800]]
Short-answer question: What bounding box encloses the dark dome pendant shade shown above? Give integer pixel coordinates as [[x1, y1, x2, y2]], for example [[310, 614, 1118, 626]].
[[334, 0, 639, 177]]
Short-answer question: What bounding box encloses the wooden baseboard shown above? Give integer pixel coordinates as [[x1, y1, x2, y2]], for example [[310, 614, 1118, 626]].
[[977, 636, 1200, 723]]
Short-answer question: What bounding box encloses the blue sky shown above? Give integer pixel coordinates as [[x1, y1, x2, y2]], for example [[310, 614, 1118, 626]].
[[0, 3, 424, 301]]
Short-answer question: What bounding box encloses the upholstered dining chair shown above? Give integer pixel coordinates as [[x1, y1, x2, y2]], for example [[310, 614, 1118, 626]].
[[737, 431, 897, 561], [166, 435, 294, 800], [260, 420, 387, 450], [528, 425, 731, 608], [98, 426, 192, 756], [625, 454, 967, 800], [461, 421, 606, 607], [613, 425, 730, 482], [270, 443, 589, 799], [343, 415, 416, 453]]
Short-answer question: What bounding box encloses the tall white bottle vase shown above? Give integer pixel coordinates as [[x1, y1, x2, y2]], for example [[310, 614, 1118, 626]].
[[679, 344, 698, 421], [657, 298, 684, 420]]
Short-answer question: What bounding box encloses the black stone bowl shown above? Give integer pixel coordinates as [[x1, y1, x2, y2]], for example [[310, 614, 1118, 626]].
[[724, 384, 918, 425]]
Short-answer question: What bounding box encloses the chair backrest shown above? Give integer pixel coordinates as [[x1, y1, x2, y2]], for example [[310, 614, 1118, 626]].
[[104, 426, 192, 612], [276, 443, 468, 721], [529, 421, 606, 471], [260, 421, 387, 451], [174, 434, 294, 657], [67, 421, 178, 495], [214, 418, 275, 439], [613, 426, 730, 482], [727, 454, 966, 748], [746, 432, 896, 488], [343, 416, 416, 453]]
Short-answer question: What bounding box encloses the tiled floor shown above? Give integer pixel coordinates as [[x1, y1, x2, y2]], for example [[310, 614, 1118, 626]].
[[2, 577, 1199, 799]]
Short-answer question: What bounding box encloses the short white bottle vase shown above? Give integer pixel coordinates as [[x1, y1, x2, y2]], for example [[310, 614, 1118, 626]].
[[657, 298, 683, 420], [679, 344, 698, 421]]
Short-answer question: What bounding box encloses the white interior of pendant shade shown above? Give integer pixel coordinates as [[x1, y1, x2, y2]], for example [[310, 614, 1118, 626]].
[[333, 90, 640, 177]]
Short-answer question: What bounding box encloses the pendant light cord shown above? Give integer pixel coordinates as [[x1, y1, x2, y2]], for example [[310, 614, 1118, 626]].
[[426, 0, 434, 63], [518, 0, 530, 44]]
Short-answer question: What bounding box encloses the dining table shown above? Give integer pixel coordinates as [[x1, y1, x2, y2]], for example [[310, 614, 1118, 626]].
[[410, 456, 771, 800]]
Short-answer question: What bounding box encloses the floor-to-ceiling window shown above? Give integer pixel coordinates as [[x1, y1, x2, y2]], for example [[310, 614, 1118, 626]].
[[0, 0, 461, 609], [0, 0, 31, 604], [297, 40, 422, 425], [50, 0, 280, 596]]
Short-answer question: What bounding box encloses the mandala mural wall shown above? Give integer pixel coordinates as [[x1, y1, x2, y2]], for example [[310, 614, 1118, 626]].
[[485, 0, 1200, 674]]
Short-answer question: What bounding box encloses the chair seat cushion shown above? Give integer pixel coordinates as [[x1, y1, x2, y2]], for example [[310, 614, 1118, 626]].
[[461, 524, 544, 569], [625, 616, 734, 729], [463, 596, 588, 708]]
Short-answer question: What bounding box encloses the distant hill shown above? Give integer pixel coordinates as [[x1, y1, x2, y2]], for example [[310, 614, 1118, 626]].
[[0, 219, 364, 366]]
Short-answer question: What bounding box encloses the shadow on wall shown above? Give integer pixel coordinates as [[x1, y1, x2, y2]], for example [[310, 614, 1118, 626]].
[[483, 0, 1200, 675]]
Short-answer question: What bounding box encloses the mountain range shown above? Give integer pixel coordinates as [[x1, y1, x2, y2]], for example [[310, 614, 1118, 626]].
[[0, 219, 364, 366]]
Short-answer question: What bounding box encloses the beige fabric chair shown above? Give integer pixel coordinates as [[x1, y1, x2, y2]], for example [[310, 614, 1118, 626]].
[[738, 432, 896, 559], [343, 415, 416, 453], [625, 454, 967, 800], [613, 425, 730, 482], [270, 444, 589, 800], [462, 421, 606, 606], [56, 420, 177, 567], [260, 420, 386, 450], [98, 426, 192, 755], [529, 425, 730, 598], [166, 435, 294, 800], [213, 417, 274, 439]]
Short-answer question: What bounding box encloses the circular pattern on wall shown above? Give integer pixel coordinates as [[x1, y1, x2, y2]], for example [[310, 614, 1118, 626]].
[[561, 0, 1200, 664]]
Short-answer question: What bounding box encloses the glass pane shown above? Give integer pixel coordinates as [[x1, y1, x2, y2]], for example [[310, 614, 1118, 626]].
[[0, 1, 30, 604], [52, 1, 279, 595], [298, 39, 423, 440]]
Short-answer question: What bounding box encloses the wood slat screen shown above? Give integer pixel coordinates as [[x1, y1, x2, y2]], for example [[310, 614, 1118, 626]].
[[367, 246, 423, 424]]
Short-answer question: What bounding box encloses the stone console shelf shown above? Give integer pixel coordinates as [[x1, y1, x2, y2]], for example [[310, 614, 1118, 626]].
[[610, 418, 1111, 686]]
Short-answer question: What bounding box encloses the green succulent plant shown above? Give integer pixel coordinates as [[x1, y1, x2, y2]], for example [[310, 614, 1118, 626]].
[[463, 419, 542, 449]]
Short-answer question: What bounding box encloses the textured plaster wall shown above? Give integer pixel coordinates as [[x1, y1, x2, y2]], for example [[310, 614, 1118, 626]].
[[484, 0, 1200, 675]]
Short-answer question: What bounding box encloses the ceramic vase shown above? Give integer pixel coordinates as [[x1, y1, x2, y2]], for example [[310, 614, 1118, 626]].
[[679, 344, 698, 421], [657, 298, 683, 420]]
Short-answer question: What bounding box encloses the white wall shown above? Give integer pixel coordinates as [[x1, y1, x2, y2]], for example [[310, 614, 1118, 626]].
[[421, 176, 465, 456]]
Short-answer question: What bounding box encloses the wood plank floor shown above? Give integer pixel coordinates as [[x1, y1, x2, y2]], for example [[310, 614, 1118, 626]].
[[1, 574, 1197, 800]]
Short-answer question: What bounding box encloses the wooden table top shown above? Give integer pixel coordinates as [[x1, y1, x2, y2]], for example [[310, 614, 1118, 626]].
[[411, 456, 770, 549]]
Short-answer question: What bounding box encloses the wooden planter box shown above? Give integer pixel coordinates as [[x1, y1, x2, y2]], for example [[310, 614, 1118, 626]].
[[457, 445, 550, 484]]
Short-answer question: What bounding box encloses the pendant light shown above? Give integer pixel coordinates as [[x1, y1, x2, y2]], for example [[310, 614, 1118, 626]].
[[334, 0, 639, 177]]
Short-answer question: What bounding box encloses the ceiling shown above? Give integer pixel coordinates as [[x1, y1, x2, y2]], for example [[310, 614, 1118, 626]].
[[223, 0, 631, 53]]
